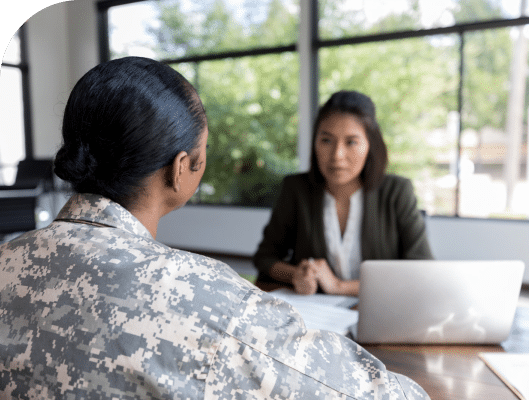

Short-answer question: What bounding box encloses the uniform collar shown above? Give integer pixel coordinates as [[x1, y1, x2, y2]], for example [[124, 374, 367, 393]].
[[55, 193, 153, 239]]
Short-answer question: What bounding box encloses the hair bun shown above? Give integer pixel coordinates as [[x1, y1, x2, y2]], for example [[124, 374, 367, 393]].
[[54, 142, 98, 186]]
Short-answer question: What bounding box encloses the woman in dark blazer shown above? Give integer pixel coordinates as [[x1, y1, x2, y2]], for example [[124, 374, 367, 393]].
[[253, 90, 433, 295]]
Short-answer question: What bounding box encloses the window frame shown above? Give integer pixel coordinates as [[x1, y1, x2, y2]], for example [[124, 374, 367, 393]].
[[97, 0, 304, 208], [97, 0, 529, 218], [316, 15, 529, 217], [1, 25, 34, 163]]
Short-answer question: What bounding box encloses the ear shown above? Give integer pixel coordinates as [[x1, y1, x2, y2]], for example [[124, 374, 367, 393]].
[[170, 151, 189, 192]]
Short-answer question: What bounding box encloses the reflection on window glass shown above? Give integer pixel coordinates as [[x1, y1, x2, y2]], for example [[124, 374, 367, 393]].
[[453, 0, 523, 23], [320, 36, 459, 216], [2, 31, 20, 64], [109, 0, 299, 60], [179, 52, 299, 206], [109, 1, 159, 59], [319, 0, 524, 40], [460, 27, 529, 218], [319, 0, 424, 38], [0, 67, 25, 185]]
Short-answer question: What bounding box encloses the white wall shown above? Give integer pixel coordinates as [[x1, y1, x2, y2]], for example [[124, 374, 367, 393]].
[[427, 216, 529, 283], [157, 206, 270, 255], [26, 0, 98, 158], [25, 0, 529, 284], [27, 2, 70, 158]]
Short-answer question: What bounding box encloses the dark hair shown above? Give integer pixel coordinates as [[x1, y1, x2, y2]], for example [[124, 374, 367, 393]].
[[54, 56, 206, 208], [308, 90, 388, 191]]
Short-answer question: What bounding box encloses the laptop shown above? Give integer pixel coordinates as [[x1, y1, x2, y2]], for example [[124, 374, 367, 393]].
[[350, 260, 525, 344]]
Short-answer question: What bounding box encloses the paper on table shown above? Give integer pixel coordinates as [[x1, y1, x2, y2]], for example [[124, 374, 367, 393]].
[[269, 288, 359, 335], [270, 288, 358, 308], [479, 352, 529, 400]]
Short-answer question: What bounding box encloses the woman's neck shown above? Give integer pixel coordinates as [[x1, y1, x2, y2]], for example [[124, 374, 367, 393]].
[[325, 178, 362, 201], [126, 170, 170, 239]]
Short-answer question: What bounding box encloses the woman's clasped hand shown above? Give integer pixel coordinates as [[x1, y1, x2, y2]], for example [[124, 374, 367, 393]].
[[293, 258, 356, 296]]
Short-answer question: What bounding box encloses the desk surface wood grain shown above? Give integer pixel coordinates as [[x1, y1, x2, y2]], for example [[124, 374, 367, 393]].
[[364, 307, 529, 400]]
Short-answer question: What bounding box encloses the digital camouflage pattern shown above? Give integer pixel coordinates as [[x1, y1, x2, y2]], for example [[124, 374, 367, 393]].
[[0, 193, 430, 399]]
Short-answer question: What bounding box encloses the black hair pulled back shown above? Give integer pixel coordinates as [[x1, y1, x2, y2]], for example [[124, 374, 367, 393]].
[[309, 90, 388, 191], [54, 56, 206, 208]]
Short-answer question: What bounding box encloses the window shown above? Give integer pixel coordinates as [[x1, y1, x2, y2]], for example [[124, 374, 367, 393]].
[[0, 30, 27, 185], [460, 26, 528, 218], [100, 0, 299, 206], [100, 0, 529, 219], [318, 0, 529, 218]]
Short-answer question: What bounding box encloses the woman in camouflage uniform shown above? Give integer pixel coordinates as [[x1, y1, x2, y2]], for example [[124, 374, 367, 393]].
[[0, 56, 429, 399]]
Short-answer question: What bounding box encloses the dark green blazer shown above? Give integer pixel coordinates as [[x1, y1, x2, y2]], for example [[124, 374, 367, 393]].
[[253, 173, 434, 284]]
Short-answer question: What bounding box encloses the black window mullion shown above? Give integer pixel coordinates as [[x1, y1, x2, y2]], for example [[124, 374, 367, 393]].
[[97, 6, 110, 62], [456, 32, 465, 217]]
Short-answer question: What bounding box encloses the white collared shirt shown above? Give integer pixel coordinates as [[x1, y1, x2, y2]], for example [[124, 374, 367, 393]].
[[323, 189, 363, 280]]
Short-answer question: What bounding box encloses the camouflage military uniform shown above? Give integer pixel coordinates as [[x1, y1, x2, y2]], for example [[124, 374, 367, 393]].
[[0, 193, 430, 399]]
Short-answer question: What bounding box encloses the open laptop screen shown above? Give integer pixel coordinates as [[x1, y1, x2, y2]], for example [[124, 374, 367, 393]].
[[355, 260, 525, 344]]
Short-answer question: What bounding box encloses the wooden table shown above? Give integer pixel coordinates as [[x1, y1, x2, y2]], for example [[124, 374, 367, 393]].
[[363, 306, 529, 400]]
